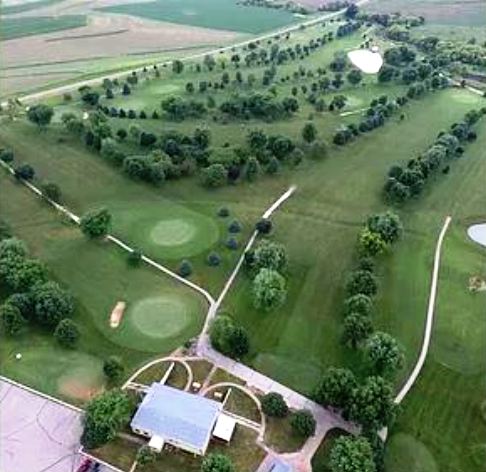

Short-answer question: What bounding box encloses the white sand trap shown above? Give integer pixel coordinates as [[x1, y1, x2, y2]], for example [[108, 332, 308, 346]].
[[110, 301, 126, 328], [347, 48, 384, 74], [468, 224, 486, 247]]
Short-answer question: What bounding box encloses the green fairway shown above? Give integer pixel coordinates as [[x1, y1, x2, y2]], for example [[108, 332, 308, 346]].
[[0, 15, 87, 40], [99, 0, 300, 34]]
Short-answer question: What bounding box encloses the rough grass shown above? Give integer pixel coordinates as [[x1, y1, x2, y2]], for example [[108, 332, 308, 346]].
[[98, 0, 299, 34], [1, 15, 87, 40], [264, 415, 307, 453]]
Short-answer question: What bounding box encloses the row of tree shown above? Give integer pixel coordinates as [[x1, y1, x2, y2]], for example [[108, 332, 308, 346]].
[[384, 108, 485, 204]]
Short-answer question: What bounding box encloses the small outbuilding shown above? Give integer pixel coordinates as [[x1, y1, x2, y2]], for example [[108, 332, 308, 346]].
[[212, 414, 237, 443], [131, 383, 223, 455]]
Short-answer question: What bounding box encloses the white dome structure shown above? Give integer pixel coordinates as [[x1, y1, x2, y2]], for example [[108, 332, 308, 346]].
[[347, 48, 384, 74]]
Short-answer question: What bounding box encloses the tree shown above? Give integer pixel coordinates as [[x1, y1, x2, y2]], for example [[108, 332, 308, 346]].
[[201, 453, 235, 472], [329, 436, 376, 472], [122, 83, 131, 95], [343, 294, 373, 317], [81, 390, 133, 449], [207, 251, 221, 267], [103, 356, 125, 382], [41, 182, 62, 203], [290, 409, 316, 437], [80, 208, 111, 238], [253, 239, 287, 273], [209, 315, 249, 358], [302, 122, 317, 143], [347, 69, 363, 86], [366, 212, 403, 244], [256, 218, 272, 234], [345, 3, 359, 19], [201, 164, 228, 188], [342, 312, 373, 349], [261, 392, 288, 418], [137, 446, 157, 466], [32, 281, 74, 328], [358, 228, 387, 257], [27, 104, 54, 129], [0, 149, 14, 163], [313, 367, 357, 410], [172, 60, 184, 74], [345, 270, 378, 297], [252, 268, 286, 311], [0, 303, 26, 336], [127, 249, 143, 267], [14, 164, 35, 181], [348, 376, 396, 431], [364, 332, 405, 376], [178, 259, 193, 277], [228, 219, 242, 233], [54, 318, 80, 348]]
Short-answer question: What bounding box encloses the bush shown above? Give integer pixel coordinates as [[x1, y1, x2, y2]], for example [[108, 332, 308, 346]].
[[290, 409, 316, 437], [217, 207, 230, 217], [0, 149, 14, 163], [14, 164, 35, 181], [256, 218, 272, 234], [228, 219, 242, 233], [136, 446, 157, 466], [0, 303, 26, 336], [54, 319, 80, 348], [127, 249, 143, 266], [201, 453, 235, 472], [178, 259, 193, 277], [41, 182, 62, 203], [80, 208, 111, 238], [103, 356, 124, 382], [261, 392, 289, 418], [345, 270, 378, 297], [226, 237, 238, 250], [207, 251, 221, 266]]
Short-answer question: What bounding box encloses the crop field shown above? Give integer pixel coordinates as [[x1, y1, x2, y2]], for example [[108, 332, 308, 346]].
[[99, 0, 301, 34], [0, 14, 87, 40]]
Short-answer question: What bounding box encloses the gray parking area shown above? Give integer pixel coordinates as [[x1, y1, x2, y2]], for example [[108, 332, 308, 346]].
[[0, 377, 83, 472]]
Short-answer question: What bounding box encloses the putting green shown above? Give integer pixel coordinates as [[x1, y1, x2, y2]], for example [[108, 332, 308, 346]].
[[150, 219, 197, 247], [111, 202, 219, 259], [129, 295, 192, 339], [384, 433, 439, 472]]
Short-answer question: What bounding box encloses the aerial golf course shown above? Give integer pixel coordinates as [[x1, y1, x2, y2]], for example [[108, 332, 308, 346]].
[[1, 2, 486, 471]]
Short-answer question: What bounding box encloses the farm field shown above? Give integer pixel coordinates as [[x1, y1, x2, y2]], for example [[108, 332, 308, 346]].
[[99, 0, 303, 34], [0, 171, 207, 403]]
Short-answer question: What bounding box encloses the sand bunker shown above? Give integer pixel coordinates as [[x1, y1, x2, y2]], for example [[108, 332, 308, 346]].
[[468, 224, 486, 248], [347, 48, 384, 74], [110, 301, 126, 328]]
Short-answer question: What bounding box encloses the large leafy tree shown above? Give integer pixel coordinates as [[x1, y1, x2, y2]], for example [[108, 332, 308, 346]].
[[27, 104, 54, 129], [81, 390, 133, 449], [290, 409, 316, 437], [80, 208, 112, 238], [366, 212, 403, 244], [364, 332, 405, 376], [313, 367, 357, 411], [348, 376, 396, 431], [261, 392, 288, 418], [329, 436, 376, 472], [252, 239, 287, 273], [32, 281, 74, 328], [54, 319, 80, 348], [252, 268, 286, 311], [342, 312, 373, 349], [209, 315, 250, 359], [345, 270, 378, 297], [201, 453, 235, 472], [0, 303, 26, 336]]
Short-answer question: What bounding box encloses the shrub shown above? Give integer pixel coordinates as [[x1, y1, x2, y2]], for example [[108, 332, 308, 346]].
[[54, 319, 80, 348], [290, 409, 316, 437], [103, 356, 124, 382], [0, 303, 26, 336], [127, 249, 143, 266], [207, 251, 221, 266], [255, 218, 272, 234], [178, 259, 193, 277], [0, 149, 14, 163], [41, 182, 62, 203], [217, 207, 230, 217], [14, 164, 35, 181], [261, 392, 288, 418], [345, 270, 378, 297], [80, 208, 111, 238], [201, 453, 235, 472], [226, 237, 238, 250], [228, 219, 242, 233]]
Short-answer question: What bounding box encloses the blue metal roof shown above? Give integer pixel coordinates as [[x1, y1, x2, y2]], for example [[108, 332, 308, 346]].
[[131, 383, 222, 450], [268, 458, 293, 472]]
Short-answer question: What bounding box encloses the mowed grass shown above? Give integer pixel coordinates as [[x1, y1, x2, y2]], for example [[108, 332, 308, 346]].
[[0, 171, 207, 401], [99, 0, 300, 34], [382, 116, 486, 472], [0, 15, 87, 40]]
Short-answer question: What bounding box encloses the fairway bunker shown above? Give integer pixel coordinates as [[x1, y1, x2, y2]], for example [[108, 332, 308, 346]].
[[150, 218, 197, 247], [347, 47, 383, 74], [467, 223, 486, 248], [130, 295, 192, 339]]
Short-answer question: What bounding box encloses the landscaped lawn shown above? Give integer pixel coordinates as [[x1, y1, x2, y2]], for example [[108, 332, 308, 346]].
[[98, 0, 300, 34]]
